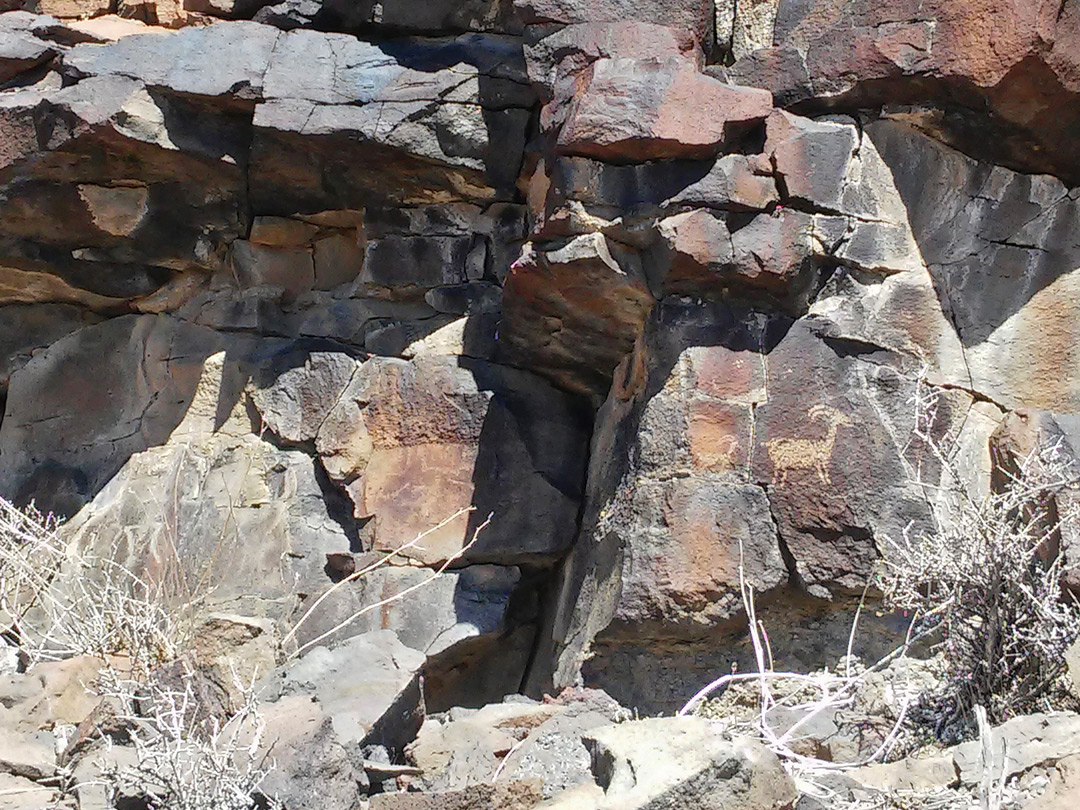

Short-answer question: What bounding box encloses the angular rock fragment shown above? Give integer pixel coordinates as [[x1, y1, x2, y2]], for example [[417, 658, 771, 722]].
[[557, 57, 772, 161], [516, 0, 715, 43], [251, 697, 368, 810], [262, 629, 426, 752], [583, 717, 797, 810], [500, 233, 654, 396]]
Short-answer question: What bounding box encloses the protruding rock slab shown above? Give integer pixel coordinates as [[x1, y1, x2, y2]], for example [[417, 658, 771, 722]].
[[262, 630, 426, 753], [557, 58, 772, 162], [500, 233, 654, 397], [730, 0, 1080, 183], [583, 717, 797, 810]]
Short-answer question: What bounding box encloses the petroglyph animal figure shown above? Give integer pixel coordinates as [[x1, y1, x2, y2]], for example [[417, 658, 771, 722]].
[[765, 404, 852, 487]]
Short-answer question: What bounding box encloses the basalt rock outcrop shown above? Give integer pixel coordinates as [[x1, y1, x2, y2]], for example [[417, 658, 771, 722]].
[[2, 0, 1080, 783]]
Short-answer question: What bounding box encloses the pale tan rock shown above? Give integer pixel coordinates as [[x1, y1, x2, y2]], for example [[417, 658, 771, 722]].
[[1025, 754, 1080, 810], [67, 14, 168, 41], [0, 773, 58, 810], [11, 656, 108, 732], [582, 718, 797, 810], [297, 209, 365, 228], [77, 184, 149, 236], [848, 756, 958, 792], [249, 216, 319, 248], [0, 731, 55, 781], [34, 0, 111, 18]]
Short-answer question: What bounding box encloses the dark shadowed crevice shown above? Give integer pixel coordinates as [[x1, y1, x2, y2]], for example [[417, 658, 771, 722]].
[[758, 481, 806, 593]]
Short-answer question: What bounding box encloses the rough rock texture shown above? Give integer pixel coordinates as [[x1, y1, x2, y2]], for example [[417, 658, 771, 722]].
[[583, 717, 797, 810], [2, 0, 1080, 801]]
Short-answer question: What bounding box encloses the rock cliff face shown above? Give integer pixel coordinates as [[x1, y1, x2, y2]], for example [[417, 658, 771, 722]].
[[2, 0, 1080, 714]]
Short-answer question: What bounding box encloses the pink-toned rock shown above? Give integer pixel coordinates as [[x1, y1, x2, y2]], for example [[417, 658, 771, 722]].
[[735, 0, 1080, 182], [557, 58, 772, 162]]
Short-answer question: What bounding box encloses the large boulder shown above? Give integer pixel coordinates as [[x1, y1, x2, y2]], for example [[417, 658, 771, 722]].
[[866, 120, 1080, 413], [726, 0, 1080, 183], [555, 57, 772, 162], [0, 315, 274, 513], [500, 233, 654, 397], [581, 717, 797, 810], [260, 351, 592, 566], [535, 298, 977, 711], [260, 630, 426, 754]]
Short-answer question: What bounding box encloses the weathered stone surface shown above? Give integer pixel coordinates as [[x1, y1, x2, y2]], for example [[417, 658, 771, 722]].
[[524, 21, 699, 106], [57, 430, 351, 615], [262, 630, 426, 752], [537, 298, 972, 710], [250, 32, 533, 211], [305, 352, 589, 565], [500, 233, 653, 396], [253, 0, 523, 35], [0, 12, 56, 85], [0, 315, 273, 512], [731, 0, 1080, 183], [0, 773, 58, 810], [868, 119, 1080, 411], [847, 756, 957, 793], [952, 712, 1080, 786], [409, 700, 560, 790], [289, 563, 523, 658], [4, 656, 106, 732], [0, 304, 102, 395], [410, 689, 627, 796], [1024, 753, 1080, 810], [557, 57, 772, 162], [6, 7, 1080, 807], [248, 695, 368, 810], [0, 730, 55, 780], [250, 349, 360, 444], [516, 0, 714, 43], [62, 22, 279, 101], [583, 717, 797, 810], [665, 154, 778, 211], [369, 781, 543, 810]]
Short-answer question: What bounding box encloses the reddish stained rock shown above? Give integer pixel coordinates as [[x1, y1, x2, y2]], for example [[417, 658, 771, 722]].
[[499, 233, 654, 397], [734, 0, 1080, 182], [648, 207, 824, 308], [525, 21, 700, 104], [647, 209, 734, 296], [557, 57, 773, 162], [313, 354, 590, 566]]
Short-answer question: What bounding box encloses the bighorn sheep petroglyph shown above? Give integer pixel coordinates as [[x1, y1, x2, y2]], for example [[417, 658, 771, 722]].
[[765, 404, 852, 487]]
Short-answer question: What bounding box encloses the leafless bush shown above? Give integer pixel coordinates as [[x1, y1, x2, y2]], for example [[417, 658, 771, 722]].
[[0, 495, 181, 674], [876, 377, 1080, 726], [97, 667, 278, 810]]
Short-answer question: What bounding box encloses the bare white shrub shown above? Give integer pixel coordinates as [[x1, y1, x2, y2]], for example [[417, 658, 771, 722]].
[[0, 495, 180, 674], [876, 376, 1080, 725], [97, 667, 279, 810]]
